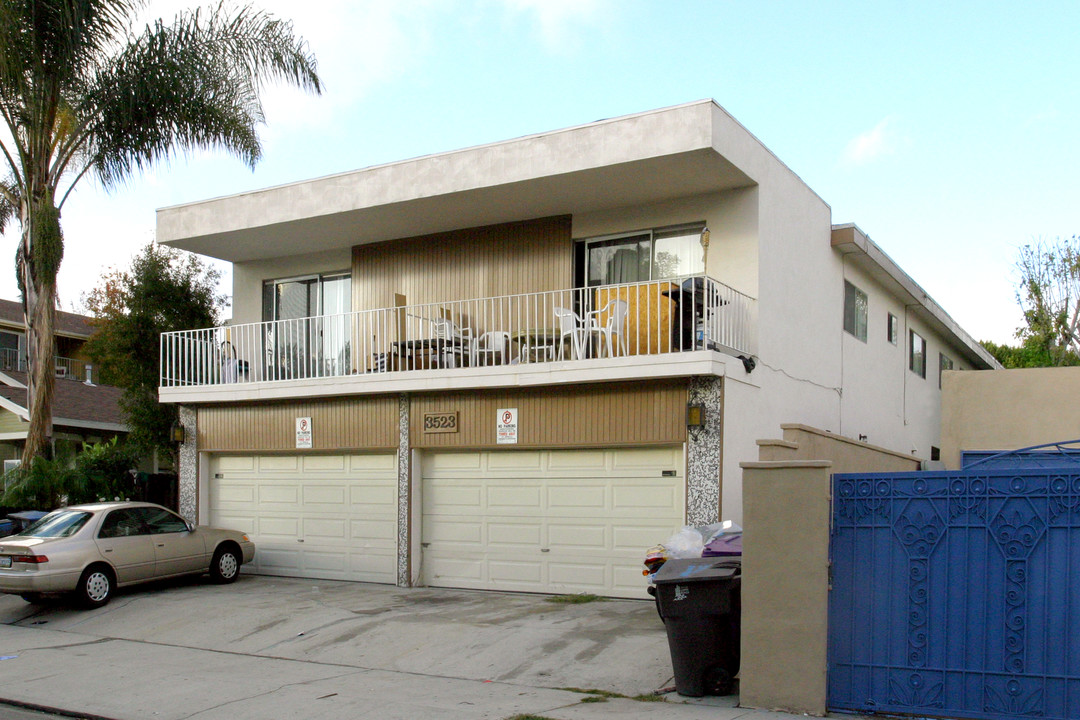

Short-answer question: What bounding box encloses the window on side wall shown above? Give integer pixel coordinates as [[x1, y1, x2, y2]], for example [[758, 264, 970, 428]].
[[843, 281, 868, 342], [887, 313, 898, 345], [939, 353, 954, 388], [909, 330, 926, 378]]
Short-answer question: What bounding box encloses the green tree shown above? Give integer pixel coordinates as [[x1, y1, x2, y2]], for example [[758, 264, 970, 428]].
[[1013, 236, 1080, 366], [82, 243, 224, 462], [980, 337, 1074, 369], [0, 1, 321, 464]]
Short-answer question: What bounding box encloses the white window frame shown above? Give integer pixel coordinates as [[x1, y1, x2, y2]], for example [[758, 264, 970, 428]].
[[909, 330, 926, 378], [843, 281, 868, 342], [582, 222, 707, 286]]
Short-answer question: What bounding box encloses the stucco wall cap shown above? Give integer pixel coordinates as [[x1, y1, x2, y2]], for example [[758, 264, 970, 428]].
[[740, 460, 834, 470]]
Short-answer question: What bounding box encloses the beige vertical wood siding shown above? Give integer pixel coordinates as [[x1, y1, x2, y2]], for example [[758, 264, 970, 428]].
[[197, 396, 398, 452], [352, 216, 572, 311], [411, 381, 689, 449]]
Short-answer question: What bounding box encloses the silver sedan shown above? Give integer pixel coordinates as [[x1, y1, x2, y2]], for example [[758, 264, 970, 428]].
[[0, 501, 255, 607]]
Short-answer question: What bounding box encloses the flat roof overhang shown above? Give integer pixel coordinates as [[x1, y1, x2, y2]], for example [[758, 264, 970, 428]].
[[831, 224, 1002, 370], [157, 101, 757, 262]]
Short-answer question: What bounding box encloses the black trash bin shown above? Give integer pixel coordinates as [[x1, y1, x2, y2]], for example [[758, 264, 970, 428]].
[[652, 556, 741, 697]]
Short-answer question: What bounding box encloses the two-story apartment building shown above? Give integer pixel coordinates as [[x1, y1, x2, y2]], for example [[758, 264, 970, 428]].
[[157, 100, 998, 598]]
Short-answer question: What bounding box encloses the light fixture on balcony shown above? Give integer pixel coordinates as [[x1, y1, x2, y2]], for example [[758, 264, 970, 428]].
[[686, 403, 706, 428], [169, 421, 186, 444]]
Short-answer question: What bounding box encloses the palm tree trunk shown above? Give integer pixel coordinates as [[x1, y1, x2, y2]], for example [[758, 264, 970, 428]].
[[20, 243, 56, 464]]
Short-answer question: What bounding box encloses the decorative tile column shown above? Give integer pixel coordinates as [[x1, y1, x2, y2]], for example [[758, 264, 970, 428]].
[[177, 405, 198, 523], [396, 394, 411, 587], [686, 376, 723, 525]]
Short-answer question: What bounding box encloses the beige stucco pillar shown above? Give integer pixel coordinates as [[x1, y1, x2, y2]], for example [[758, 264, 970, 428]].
[[739, 460, 832, 716]]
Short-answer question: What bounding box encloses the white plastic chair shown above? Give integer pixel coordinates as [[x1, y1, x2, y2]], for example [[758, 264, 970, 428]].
[[554, 307, 587, 361], [432, 318, 472, 368], [473, 331, 511, 366], [588, 299, 629, 357]]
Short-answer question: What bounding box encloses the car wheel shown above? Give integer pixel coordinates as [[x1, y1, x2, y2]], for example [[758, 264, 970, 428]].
[[210, 546, 240, 584], [77, 565, 114, 608]]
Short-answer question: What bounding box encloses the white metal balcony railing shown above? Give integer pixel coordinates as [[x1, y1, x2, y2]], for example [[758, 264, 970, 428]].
[[159, 275, 756, 389], [0, 349, 92, 382]]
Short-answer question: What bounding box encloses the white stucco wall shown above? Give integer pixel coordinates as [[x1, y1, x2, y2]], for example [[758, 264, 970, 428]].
[[839, 261, 975, 462]]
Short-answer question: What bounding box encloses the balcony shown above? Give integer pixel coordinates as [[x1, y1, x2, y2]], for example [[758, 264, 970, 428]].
[[159, 275, 756, 399], [0, 349, 95, 382]]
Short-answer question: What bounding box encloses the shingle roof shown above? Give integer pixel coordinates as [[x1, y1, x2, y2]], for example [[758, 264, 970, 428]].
[[0, 299, 95, 338], [0, 370, 125, 428]]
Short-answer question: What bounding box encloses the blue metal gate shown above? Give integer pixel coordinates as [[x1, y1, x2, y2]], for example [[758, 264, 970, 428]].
[[828, 462, 1080, 719]]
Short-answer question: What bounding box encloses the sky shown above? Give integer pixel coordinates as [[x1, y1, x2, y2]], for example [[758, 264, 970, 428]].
[[2, 0, 1077, 345]]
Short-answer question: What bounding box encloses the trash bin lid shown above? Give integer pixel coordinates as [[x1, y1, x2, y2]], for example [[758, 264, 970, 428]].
[[653, 557, 741, 584], [8, 511, 47, 522]]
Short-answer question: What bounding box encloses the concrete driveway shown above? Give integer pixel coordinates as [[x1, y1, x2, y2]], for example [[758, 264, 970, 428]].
[[0, 574, 677, 697]]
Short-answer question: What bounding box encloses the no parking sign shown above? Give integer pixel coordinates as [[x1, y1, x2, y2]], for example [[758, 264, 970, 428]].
[[496, 408, 517, 444]]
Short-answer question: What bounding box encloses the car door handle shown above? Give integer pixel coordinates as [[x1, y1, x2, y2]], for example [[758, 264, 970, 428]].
[[157, 543, 165, 548]]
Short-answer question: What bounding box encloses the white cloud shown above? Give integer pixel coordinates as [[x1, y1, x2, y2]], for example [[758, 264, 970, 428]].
[[140, 2, 436, 142], [500, 0, 609, 51], [842, 117, 897, 166]]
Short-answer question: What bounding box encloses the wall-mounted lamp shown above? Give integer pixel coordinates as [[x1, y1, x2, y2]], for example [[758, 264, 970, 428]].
[[686, 403, 706, 428], [169, 421, 186, 444]]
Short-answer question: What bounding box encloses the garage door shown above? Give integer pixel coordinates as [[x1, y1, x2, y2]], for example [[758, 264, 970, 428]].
[[421, 447, 685, 599], [209, 453, 397, 583]]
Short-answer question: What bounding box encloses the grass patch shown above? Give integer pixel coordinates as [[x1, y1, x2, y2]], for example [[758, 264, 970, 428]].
[[559, 687, 667, 703], [631, 692, 667, 702], [545, 593, 605, 604]]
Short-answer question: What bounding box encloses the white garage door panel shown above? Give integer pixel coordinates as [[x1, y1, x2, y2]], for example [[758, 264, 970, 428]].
[[488, 523, 541, 545], [303, 485, 348, 506], [303, 455, 345, 471], [259, 456, 298, 471], [260, 486, 298, 504], [209, 453, 397, 584], [422, 447, 684, 599], [489, 561, 542, 584]]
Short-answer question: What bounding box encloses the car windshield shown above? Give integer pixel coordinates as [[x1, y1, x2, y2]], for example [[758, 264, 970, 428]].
[[20, 510, 92, 538]]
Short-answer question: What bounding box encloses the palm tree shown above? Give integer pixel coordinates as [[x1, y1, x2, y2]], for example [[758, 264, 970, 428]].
[[0, 1, 321, 462]]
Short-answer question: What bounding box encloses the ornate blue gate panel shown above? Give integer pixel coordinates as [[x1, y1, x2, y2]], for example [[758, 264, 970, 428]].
[[828, 469, 1080, 720]]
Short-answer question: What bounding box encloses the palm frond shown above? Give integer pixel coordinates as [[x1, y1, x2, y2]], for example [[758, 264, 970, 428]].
[[82, 2, 321, 187], [0, 175, 18, 233]]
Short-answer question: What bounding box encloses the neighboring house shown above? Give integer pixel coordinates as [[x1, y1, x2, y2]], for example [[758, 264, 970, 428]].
[[156, 100, 998, 598], [0, 299, 96, 381], [0, 299, 128, 465]]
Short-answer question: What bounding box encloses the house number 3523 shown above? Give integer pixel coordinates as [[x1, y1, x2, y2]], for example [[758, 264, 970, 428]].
[[423, 412, 458, 433]]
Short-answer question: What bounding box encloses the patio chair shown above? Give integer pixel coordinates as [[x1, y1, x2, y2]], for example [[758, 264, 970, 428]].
[[432, 318, 473, 368], [587, 299, 629, 358], [554, 307, 587, 361], [472, 331, 511, 366]]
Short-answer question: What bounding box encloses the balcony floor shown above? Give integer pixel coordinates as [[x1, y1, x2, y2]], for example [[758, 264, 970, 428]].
[[159, 350, 741, 404]]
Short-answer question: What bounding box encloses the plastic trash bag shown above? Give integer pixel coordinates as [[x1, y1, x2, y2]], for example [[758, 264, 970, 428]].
[[665, 526, 705, 558], [643, 521, 744, 579]]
